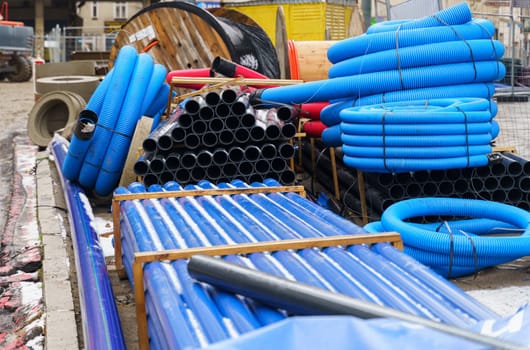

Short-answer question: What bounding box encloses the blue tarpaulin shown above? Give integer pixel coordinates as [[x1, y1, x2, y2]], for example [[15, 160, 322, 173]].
[[203, 307, 530, 350]]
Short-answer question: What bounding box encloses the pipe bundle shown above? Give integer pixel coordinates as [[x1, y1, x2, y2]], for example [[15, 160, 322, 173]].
[[115, 180, 498, 348], [250, 2, 505, 173], [133, 87, 298, 187], [61, 45, 169, 196], [304, 141, 530, 220]]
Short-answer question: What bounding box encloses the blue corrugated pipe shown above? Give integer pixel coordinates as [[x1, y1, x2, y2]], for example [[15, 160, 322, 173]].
[[366, 2, 472, 34], [327, 18, 494, 63], [329, 40, 504, 78], [255, 61, 504, 105], [320, 83, 497, 128], [78, 45, 138, 188], [367, 197, 530, 277], [339, 98, 495, 172], [95, 53, 156, 196], [51, 135, 126, 350], [61, 69, 115, 181]]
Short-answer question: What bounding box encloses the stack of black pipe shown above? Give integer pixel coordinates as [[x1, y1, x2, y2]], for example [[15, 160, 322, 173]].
[[303, 141, 530, 221], [134, 87, 298, 187]]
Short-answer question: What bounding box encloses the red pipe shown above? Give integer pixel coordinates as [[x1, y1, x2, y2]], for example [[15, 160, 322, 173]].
[[166, 68, 213, 90], [303, 120, 327, 138], [210, 57, 279, 89], [297, 102, 330, 120]]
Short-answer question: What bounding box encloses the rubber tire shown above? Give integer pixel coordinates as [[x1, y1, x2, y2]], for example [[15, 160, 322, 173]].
[[27, 91, 86, 147], [6, 55, 31, 82]]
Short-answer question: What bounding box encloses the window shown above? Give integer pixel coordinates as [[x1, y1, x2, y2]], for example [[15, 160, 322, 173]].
[[114, 1, 127, 19], [91, 1, 98, 18]]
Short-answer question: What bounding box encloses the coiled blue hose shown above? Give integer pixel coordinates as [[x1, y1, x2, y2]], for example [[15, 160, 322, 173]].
[[339, 98, 495, 172], [355, 83, 496, 107], [258, 60, 504, 105], [329, 40, 504, 78], [366, 2, 472, 34], [367, 197, 530, 277], [327, 18, 494, 63]]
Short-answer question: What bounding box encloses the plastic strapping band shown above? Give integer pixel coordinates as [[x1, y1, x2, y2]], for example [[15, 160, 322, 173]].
[[459, 229, 479, 279], [474, 20, 500, 78], [394, 25, 405, 90], [382, 111, 389, 172], [96, 123, 131, 139], [455, 105, 471, 168], [432, 14, 478, 80], [443, 221, 455, 278]]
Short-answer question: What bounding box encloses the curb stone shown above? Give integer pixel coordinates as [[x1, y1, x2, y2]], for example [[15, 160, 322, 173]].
[[36, 149, 79, 349]]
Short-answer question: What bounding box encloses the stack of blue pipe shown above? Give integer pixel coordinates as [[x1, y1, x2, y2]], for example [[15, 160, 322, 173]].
[[115, 180, 499, 349], [61, 45, 170, 196], [254, 2, 505, 173]]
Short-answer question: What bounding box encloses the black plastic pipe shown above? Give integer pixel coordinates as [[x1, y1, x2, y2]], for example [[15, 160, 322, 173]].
[[221, 88, 239, 104], [219, 129, 234, 145], [202, 131, 218, 148], [180, 152, 197, 169], [209, 118, 225, 132], [225, 115, 240, 129], [171, 125, 187, 143], [215, 103, 231, 118], [204, 91, 221, 107], [165, 152, 180, 171], [234, 128, 250, 144], [228, 147, 244, 163], [212, 148, 229, 166], [276, 105, 297, 121], [184, 134, 200, 149], [504, 152, 530, 176], [196, 150, 213, 167], [249, 126, 265, 142], [199, 105, 215, 120]]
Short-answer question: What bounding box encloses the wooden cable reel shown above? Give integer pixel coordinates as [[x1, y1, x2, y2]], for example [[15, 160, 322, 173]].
[[109, 2, 280, 78]]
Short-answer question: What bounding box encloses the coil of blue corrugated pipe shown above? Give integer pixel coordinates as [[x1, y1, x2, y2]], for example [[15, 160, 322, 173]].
[[61, 69, 114, 180], [93, 54, 156, 195], [327, 17, 493, 63], [356, 82, 497, 107], [94, 58, 168, 196], [328, 40, 504, 79], [340, 98, 495, 172], [77, 46, 138, 188], [51, 135, 126, 350], [366, 2, 473, 34], [252, 60, 504, 106], [366, 197, 530, 278]]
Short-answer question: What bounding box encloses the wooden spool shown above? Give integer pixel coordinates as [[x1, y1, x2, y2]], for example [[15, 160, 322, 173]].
[[109, 2, 279, 78]]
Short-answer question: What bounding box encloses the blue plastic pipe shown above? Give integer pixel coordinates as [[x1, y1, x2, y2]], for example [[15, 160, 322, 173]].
[[95, 53, 155, 196], [327, 18, 494, 63], [375, 197, 530, 277], [256, 61, 504, 105], [366, 2, 473, 34], [61, 69, 114, 181], [78, 45, 138, 188], [329, 40, 504, 78], [51, 135, 126, 350]]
